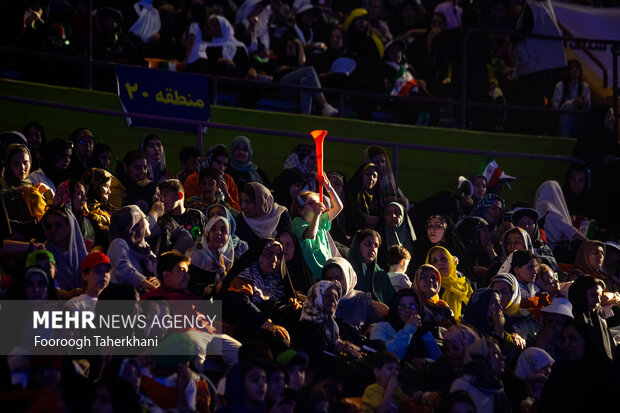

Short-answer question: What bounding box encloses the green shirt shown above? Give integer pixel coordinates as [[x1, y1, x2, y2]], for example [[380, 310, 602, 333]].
[[293, 213, 332, 279]]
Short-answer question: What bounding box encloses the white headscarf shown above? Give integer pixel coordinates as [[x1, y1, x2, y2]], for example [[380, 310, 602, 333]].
[[207, 15, 247, 61], [323, 257, 357, 299], [129, 0, 161, 42], [535, 180, 572, 228], [190, 216, 235, 274], [235, 0, 272, 53], [515, 347, 554, 379], [243, 182, 287, 239]]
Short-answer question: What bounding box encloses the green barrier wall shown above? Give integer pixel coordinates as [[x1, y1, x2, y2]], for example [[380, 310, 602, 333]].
[[0, 78, 576, 207]]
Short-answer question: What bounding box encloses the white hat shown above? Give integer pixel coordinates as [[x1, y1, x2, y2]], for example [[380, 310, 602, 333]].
[[331, 57, 357, 76], [541, 298, 574, 319]]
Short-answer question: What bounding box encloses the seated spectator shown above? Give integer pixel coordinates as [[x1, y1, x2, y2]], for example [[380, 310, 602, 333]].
[[189, 215, 248, 296], [278, 231, 314, 294], [181, 4, 209, 73], [140, 134, 169, 184], [379, 203, 416, 270], [107, 205, 160, 292], [425, 245, 474, 321], [363, 146, 409, 209], [292, 280, 363, 365], [53, 179, 96, 250], [92, 143, 112, 170], [22, 121, 46, 171], [347, 163, 382, 231], [227, 136, 270, 189], [282, 144, 318, 192], [29, 138, 73, 193], [568, 276, 614, 361], [343, 9, 382, 78], [82, 168, 114, 247], [19, 266, 57, 300], [424, 325, 480, 397], [272, 168, 305, 212], [498, 250, 539, 300], [573, 240, 607, 281], [222, 239, 297, 349], [473, 194, 505, 232], [349, 229, 395, 304], [206, 15, 250, 78], [236, 182, 292, 245], [157, 178, 205, 253], [176, 146, 200, 186], [510, 207, 558, 271], [361, 351, 413, 413], [220, 359, 271, 413], [187, 168, 227, 214], [563, 163, 606, 228], [387, 245, 412, 291], [413, 264, 455, 329], [514, 347, 554, 401], [322, 257, 384, 338], [450, 338, 510, 413], [370, 289, 442, 361], [535, 180, 587, 255], [65, 251, 111, 311], [536, 264, 564, 299], [116, 150, 148, 189], [539, 320, 618, 412], [141, 251, 196, 300], [235, 0, 272, 57], [185, 144, 241, 211], [42, 206, 88, 291], [552, 60, 591, 138], [535, 298, 574, 362], [67, 127, 95, 180]]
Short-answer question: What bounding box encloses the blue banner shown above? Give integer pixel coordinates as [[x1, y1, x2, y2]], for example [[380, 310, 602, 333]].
[[115, 65, 210, 133]]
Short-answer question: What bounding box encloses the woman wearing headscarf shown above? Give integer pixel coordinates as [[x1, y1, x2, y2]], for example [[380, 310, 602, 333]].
[[413, 264, 455, 331], [510, 207, 558, 271], [573, 240, 606, 280], [535, 180, 587, 254], [188, 215, 248, 297], [412, 214, 475, 282], [272, 168, 305, 211], [514, 347, 554, 401], [22, 121, 46, 172], [456, 216, 498, 268], [222, 238, 298, 350], [425, 245, 473, 321], [348, 229, 394, 304], [67, 127, 94, 180], [53, 179, 96, 251], [462, 288, 523, 365], [321, 257, 384, 338], [206, 15, 249, 77], [282, 144, 318, 193], [450, 338, 511, 413], [424, 325, 480, 398], [278, 230, 314, 295], [370, 289, 442, 361], [140, 134, 169, 184], [326, 170, 355, 246], [28, 138, 73, 194], [235, 182, 292, 245], [235, 0, 272, 56], [539, 320, 618, 413], [227, 136, 270, 189], [107, 205, 160, 292], [377, 202, 416, 270], [82, 168, 114, 248], [473, 193, 505, 232], [346, 162, 383, 231], [563, 163, 607, 228], [568, 276, 614, 361], [343, 9, 383, 78], [292, 280, 363, 367], [363, 146, 409, 209], [41, 206, 88, 291]]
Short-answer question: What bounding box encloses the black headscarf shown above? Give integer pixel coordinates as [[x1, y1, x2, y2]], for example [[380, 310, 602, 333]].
[[462, 288, 498, 337], [41, 138, 72, 187], [568, 276, 614, 361], [272, 168, 305, 211]]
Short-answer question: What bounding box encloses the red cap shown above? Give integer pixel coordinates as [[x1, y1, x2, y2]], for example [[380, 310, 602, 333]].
[[81, 251, 111, 272]]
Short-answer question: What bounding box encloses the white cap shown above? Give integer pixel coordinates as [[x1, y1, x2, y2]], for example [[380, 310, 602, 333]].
[[541, 298, 574, 319]]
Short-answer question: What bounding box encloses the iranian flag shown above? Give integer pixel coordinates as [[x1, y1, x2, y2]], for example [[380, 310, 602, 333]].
[[391, 66, 419, 97], [478, 156, 516, 188]]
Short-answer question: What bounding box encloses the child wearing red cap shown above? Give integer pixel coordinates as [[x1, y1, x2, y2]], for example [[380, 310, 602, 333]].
[[65, 251, 111, 311]]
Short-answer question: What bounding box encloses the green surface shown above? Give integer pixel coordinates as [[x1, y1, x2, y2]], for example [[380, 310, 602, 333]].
[[0, 78, 576, 207]]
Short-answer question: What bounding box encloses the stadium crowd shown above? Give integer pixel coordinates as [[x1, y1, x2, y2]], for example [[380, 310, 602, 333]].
[[0, 118, 619, 412], [1, 0, 603, 134]]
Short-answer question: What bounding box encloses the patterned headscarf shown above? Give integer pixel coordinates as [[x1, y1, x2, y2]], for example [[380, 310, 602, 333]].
[[300, 280, 342, 345], [283, 144, 317, 191], [473, 194, 505, 220], [489, 272, 522, 316]]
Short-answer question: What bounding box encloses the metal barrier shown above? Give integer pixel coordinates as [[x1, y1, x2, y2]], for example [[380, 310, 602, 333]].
[[0, 93, 586, 183]]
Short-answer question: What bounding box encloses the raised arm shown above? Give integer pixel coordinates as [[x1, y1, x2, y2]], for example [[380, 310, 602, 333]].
[[323, 172, 343, 222]]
